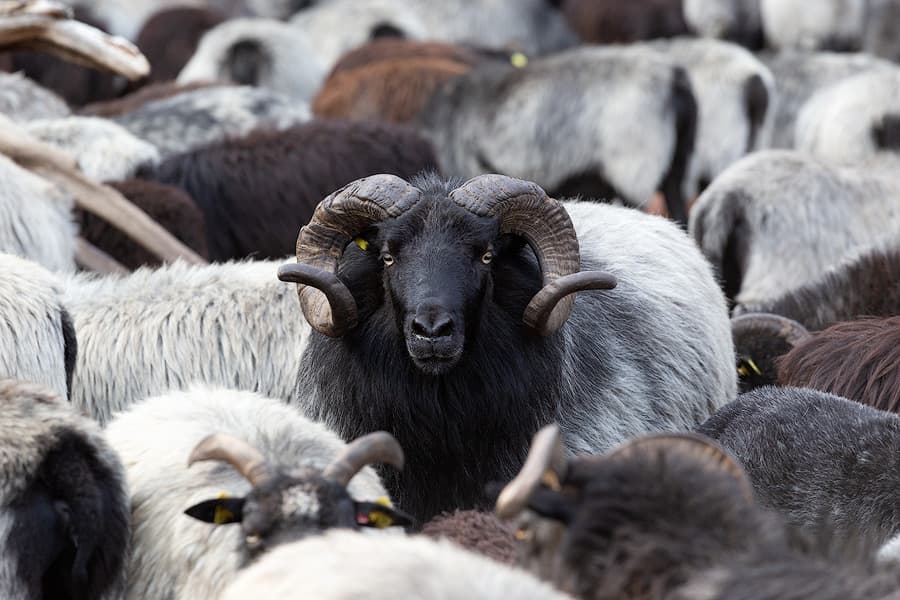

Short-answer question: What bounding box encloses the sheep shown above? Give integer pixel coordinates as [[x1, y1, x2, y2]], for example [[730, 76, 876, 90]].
[[419, 46, 698, 222], [78, 179, 209, 269], [760, 0, 867, 52], [177, 18, 327, 103], [80, 80, 226, 118], [698, 386, 900, 548], [147, 119, 441, 261], [311, 39, 495, 124], [0, 153, 76, 272], [761, 50, 896, 148], [643, 38, 774, 198], [731, 313, 810, 392], [864, 0, 900, 62], [104, 387, 408, 600], [496, 424, 900, 600], [220, 530, 574, 600], [69, 0, 206, 40], [0, 255, 76, 398], [63, 258, 311, 423], [559, 0, 689, 44], [24, 116, 160, 182], [683, 0, 764, 49], [421, 510, 519, 565], [110, 85, 310, 159], [0, 71, 70, 122], [134, 6, 226, 84], [0, 378, 129, 600], [776, 317, 900, 414], [734, 245, 900, 332], [282, 172, 736, 522], [689, 150, 900, 307], [795, 70, 900, 166]]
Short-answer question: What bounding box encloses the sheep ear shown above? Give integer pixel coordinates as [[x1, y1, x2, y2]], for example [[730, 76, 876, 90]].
[[184, 497, 246, 525], [354, 501, 416, 529], [526, 487, 576, 524]]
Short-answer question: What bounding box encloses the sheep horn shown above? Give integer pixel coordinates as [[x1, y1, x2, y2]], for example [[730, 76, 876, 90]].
[[730, 313, 811, 347], [0, 120, 206, 266], [0, 0, 149, 80], [188, 433, 275, 488], [496, 424, 568, 520], [607, 432, 755, 501], [322, 431, 405, 488], [75, 237, 128, 274], [450, 175, 610, 335], [284, 175, 421, 337]]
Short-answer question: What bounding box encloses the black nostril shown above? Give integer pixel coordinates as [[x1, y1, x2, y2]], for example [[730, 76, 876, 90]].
[[412, 313, 454, 339]]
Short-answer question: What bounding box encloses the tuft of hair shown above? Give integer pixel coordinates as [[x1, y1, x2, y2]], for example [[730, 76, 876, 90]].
[[0, 72, 70, 122], [422, 510, 519, 565], [80, 81, 228, 119], [777, 316, 900, 413]]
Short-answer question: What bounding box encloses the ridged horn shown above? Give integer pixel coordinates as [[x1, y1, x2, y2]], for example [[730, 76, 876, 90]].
[[496, 424, 568, 520], [731, 313, 811, 347], [188, 433, 274, 488], [322, 431, 405, 488], [450, 175, 616, 335], [280, 175, 421, 337]]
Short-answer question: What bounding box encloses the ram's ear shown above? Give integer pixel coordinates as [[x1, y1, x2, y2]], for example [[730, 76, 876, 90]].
[[354, 501, 416, 530], [526, 486, 576, 524], [184, 497, 246, 525]]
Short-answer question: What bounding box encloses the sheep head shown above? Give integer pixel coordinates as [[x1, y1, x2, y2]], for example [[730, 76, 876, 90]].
[[184, 430, 414, 561], [278, 173, 616, 374]]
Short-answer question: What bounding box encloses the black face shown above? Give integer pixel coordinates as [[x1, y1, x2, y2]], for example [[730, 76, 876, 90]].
[[356, 198, 501, 375]]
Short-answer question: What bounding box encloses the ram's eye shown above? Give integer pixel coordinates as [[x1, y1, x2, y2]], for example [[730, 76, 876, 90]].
[[382, 253, 395, 266], [481, 251, 493, 264]]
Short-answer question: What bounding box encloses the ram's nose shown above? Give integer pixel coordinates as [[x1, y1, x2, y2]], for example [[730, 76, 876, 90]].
[[411, 304, 455, 340]]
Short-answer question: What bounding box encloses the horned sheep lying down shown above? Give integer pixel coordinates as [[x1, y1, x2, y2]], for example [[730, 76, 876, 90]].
[[282, 172, 736, 522], [104, 387, 407, 600], [0, 379, 129, 600]]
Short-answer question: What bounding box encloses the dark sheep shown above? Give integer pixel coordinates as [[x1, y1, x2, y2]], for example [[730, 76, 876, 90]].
[[698, 386, 900, 548], [559, 0, 690, 44], [79, 81, 226, 119], [731, 313, 810, 392], [777, 316, 900, 413], [147, 120, 441, 261], [135, 7, 227, 84], [1, 6, 124, 107], [735, 246, 900, 331], [421, 510, 518, 565], [78, 179, 209, 269]]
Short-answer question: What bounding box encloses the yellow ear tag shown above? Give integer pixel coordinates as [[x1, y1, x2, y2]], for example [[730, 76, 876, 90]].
[[738, 365, 748, 377], [374, 496, 392, 508], [214, 504, 235, 524], [745, 358, 762, 375], [510, 52, 528, 68], [354, 237, 369, 251], [368, 510, 394, 529]]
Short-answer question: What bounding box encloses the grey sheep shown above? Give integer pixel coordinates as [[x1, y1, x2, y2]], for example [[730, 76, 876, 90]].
[[0, 254, 76, 398], [760, 0, 867, 52], [0, 72, 69, 122], [111, 85, 310, 159], [0, 378, 129, 600], [221, 530, 574, 600], [419, 47, 697, 221], [62, 258, 311, 424], [104, 387, 400, 600], [0, 155, 76, 272], [644, 38, 774, 198], [761, 50, 896, 148], [689, 150, 900, 307], [683, 0, 764, 49], [697, 386, 900, 550], [177, 18, 327, 104], [284, 173, 735, 521], [24, 116, 160, 182], [795, 69, 900, 166]]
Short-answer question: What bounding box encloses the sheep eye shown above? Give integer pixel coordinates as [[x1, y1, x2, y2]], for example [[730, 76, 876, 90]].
[[382, 253, 395, 266], [481, 251, 493, 264]]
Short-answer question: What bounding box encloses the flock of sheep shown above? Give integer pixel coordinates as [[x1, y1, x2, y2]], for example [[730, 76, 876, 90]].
[[1, 0, 899, 598]]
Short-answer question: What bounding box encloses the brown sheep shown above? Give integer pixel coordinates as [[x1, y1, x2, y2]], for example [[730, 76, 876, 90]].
[[777, 316, 900, 413], [421, 510, 518, 565], [560, 0, 690, 44], [135, 7, 227, 84]]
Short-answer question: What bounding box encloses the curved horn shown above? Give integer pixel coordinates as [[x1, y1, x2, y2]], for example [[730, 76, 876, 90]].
[[285, 175, 421, 337], [607, 432, 755, 501], [75, 237, 128, 274], [496, 424, 568, 520], [449, 175, 615, 335], [731, 313, 811, 347], [188, 433, 274, 488], [322, 431, 404, 488], [0, 0, 149, 80]]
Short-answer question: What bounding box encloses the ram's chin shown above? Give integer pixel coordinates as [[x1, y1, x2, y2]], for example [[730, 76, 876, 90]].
[[411, 355, 462, 375]]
